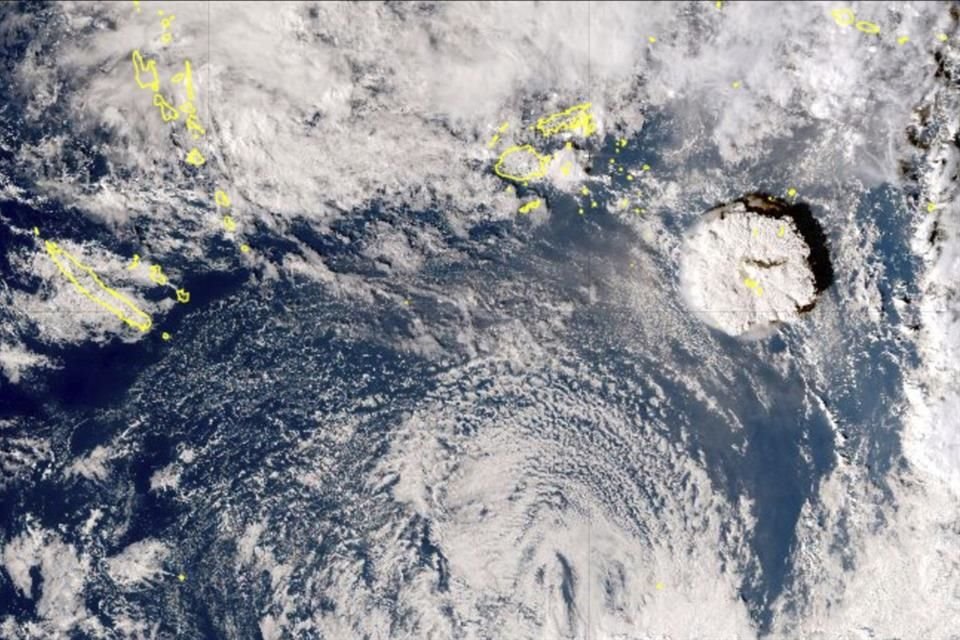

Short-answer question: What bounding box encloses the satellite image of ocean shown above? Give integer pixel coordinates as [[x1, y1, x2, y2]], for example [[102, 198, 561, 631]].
[[1, 1, 959, 639]]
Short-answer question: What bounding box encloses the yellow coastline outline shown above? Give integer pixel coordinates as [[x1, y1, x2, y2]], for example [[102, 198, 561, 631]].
[[171, 60, 195, 101], [44, 240, 152, 332], [535, 102, 597, 138], [831, 8, 856, 27], [132, 50, 160, 92], [518, 199, 542, 214], [152, 94, 180, 121], [185, 148, 206, 166], [487, 121, 509, 149], [493, 144, 551, 183], [743, 277, 763, 297], [149, 264, 168, 285]]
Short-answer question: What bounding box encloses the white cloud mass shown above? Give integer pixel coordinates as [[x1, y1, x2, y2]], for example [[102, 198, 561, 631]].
[[0, 1, 958, 638]]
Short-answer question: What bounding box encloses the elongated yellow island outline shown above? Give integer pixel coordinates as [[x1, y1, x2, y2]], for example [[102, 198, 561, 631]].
[[44, 240, 152, 332], [518, 198, 542, 214], [487, 121, 509, 148], [535, 102, 597, 137]]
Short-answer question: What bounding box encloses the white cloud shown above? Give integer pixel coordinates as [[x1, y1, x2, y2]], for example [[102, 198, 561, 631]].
[[105, 539, 172, 590], [0, 343, 52, 384], [771, 466, 960, 638], [1, 2, 959, 637], [2, 526, 44, 597], [902, 67, 960, 494], [64, 445, 113, 482], [680, 202, 815, 337], [1, 526, 92, 635]]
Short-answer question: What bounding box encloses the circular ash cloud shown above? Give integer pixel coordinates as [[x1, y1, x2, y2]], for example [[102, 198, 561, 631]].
[[679, 193, 834, 338]]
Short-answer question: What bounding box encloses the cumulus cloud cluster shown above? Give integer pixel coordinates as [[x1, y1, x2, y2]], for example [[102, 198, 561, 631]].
[[1, 2, 959, 638], [680, 201, 817, 337]]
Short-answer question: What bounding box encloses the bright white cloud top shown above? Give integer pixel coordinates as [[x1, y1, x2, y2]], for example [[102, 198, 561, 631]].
[[1, 2, 959, 639], [680, 196, 823, 337]]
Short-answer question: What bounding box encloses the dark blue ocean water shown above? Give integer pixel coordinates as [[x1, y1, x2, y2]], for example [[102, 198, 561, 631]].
[[0, 95, 918, 639]]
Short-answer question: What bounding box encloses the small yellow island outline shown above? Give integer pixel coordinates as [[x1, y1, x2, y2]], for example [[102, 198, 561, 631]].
[[487, 121, 509, 148], [518, 199, 542, 214], [185, 148, 205, 167], [743, 277, 763, 297], [44, 240, 152, 332]]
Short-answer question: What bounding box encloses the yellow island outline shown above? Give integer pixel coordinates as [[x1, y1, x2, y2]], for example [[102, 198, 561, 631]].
[[493, 144, 551, 184], [743, 277, 763, 297], [535, 102, 597, 138], [518, 198, 542, 214], [44, 240, 152, 332]]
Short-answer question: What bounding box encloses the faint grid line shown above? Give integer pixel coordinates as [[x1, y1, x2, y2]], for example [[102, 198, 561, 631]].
[[208, 0, 210, 119], [21, 307, 955, 316], [17, 306, 956, 315], [586, 2, 592, 639], [208, 0, 212, 199]]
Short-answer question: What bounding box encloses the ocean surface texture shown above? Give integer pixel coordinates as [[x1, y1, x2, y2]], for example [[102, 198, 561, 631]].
[[1, 2, 959, 639]]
